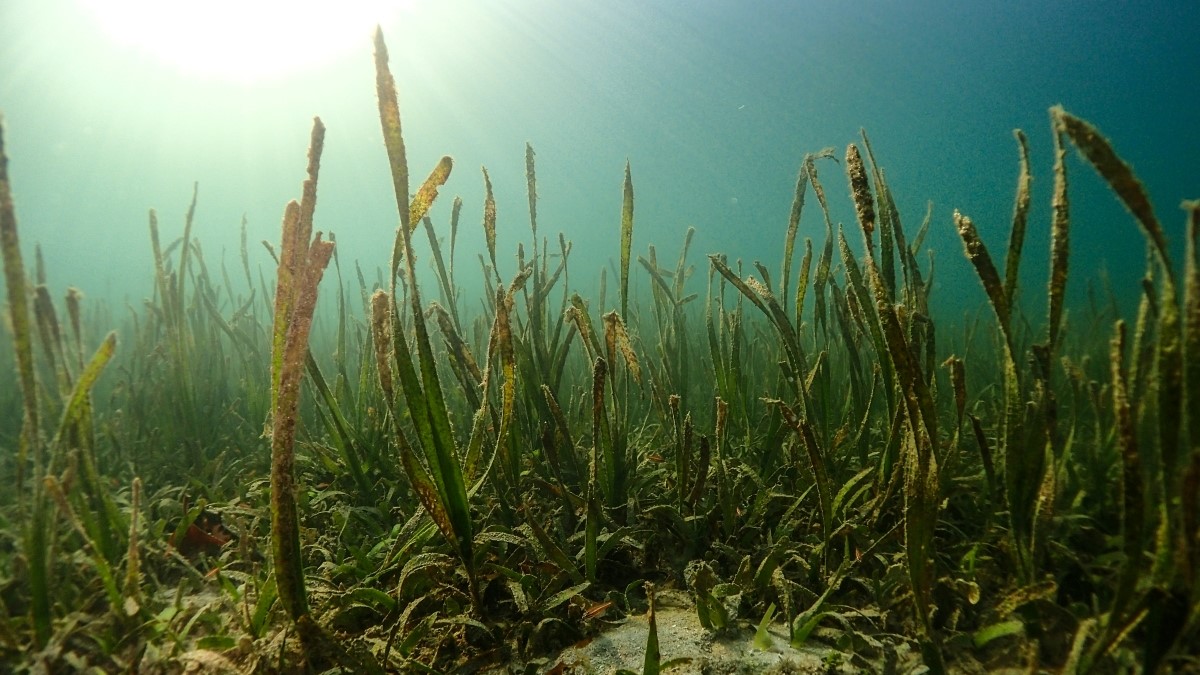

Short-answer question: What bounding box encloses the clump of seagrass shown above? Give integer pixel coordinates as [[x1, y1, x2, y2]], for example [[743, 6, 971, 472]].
[[372, 25, 482, 614], [0, 115, 52, 648], [269, 117, 334, 630], [954, 105, 1200, 672], [3, 116, 125, 656]]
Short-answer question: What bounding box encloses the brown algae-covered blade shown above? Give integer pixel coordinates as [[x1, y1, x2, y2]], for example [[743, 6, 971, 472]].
[[410, 156, 453, 230], [1185, 201, 1200, 450], [585, 357, 607, 581], [450, 195, 462, 273], [861, 130, 896, 301], [1108, 320, 1145, 623], [845, 143, 876, 257], [1005, 130, 1032, 306], [1047, 117, 1070, 350], [620, 161, 634, 318], [781, 163, 808, 305], [374, 27, 411, 288], [603, 310, 642, 386], [373, 26, 409, 223], [838, 229, 889, 388], [795, 238, 813, 325], [813, 221, 834, 335], [483, 166, 499, 279], [270, 117, 335, 624], [526, 142, 538, 241], [369, 289, 394, 401], [1182, 201, 1200, 581], [1053, 106, 1172, 281], [954, 210, 1011, 336]]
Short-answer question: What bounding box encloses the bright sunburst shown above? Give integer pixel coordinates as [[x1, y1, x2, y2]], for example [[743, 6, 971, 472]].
[[80, 0, 404, 82]]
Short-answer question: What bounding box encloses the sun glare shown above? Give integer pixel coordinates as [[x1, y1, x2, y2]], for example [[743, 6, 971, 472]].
[[80, 0, 404, 82]]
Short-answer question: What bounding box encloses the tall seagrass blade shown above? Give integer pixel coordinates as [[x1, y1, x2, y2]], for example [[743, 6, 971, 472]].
[[269, 117, 335, 625], [373, 26, 480, 611], [620, 161, 634, 319]]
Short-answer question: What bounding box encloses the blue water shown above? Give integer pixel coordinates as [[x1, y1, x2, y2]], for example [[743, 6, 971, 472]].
[[1, 0, 1197, 322]]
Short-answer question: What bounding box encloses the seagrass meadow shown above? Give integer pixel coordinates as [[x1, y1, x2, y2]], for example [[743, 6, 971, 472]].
[[2, 26, 1200, 674]]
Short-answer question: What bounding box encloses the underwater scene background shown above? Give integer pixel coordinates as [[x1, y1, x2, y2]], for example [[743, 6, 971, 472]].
[[2, 0, 1197, 313], [1, 0, 1199, 672]]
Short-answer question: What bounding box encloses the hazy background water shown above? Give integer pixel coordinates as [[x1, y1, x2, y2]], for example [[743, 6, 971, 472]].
[[1, 0, 1197, 328]]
